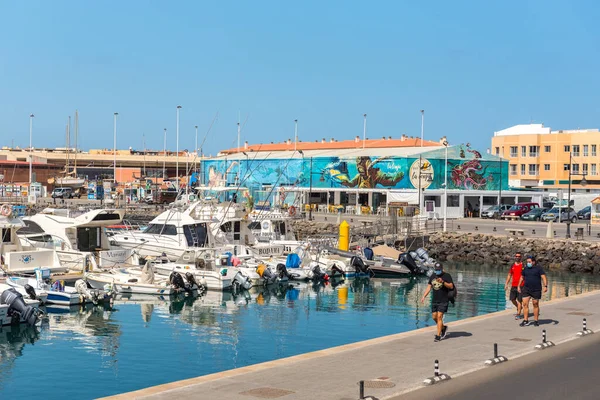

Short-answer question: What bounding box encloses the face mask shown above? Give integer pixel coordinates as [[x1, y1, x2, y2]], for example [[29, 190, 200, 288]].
[[435, 270, 442, 276], [526, 262, 533, 268]]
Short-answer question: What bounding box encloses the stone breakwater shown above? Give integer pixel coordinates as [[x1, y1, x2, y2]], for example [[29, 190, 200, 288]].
[[428, 232, 600, 274], [291, 220, 338, 240]]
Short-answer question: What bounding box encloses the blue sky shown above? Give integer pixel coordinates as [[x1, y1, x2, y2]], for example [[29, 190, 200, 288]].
[[1, 1, 599, 155]]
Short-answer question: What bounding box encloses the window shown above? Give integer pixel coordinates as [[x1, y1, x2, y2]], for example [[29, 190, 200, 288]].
[[447, 195, 460, 207], [573, 164, 580, 173], [593, 145, 597, 157], [564, 164, 570, 171], [510, 146, 518, 157], [592, 164, 597, 176], [564, 145, 570, 152], [573, 145, 580, 156], [521, 146, 526, 157], [544, 164, 550, 171], [529, 146, 540, 157], [520, 164, 526, 175], [528, 164, 539, 176], [143, 224, 178, 235], [584, 145, 589, 156], [510, 164, 517, 176], [495, 147, 499, 155], [544, 145, 551, 153], [583, 164, 588, 174]]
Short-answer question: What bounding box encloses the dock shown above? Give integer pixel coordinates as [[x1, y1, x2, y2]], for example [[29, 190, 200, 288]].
[[102, 289, 600, 400]]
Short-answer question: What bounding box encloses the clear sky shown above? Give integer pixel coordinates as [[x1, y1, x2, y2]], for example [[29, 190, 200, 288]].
[[1, 1, 599, 155]]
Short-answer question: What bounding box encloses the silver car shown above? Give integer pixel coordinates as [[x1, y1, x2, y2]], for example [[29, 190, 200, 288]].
[[540, 207, 577, 223], [481, 205, 511, 219]]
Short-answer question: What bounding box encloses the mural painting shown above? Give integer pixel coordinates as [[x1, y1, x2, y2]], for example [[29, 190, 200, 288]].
[[200, 145, 508, 193]]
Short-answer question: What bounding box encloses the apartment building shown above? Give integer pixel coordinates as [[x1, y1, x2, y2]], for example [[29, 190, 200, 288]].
[[491, 124, 600, 191]]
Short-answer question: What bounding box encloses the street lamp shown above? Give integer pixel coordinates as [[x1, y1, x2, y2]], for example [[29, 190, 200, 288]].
[[163, 128, 167, 179], [566, 151, 587, 239], [176, 105, 182, 181], [29, 114, 34, 186], [442, 139, 448, 232], [113, 112, 118, 183], [195, 125, 199, 176]]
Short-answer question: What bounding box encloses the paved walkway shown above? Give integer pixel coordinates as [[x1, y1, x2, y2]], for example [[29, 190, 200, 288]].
[[103, 290, 600, 400]]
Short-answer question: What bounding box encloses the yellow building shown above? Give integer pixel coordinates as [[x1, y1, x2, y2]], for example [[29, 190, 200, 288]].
[[491, 124, 600, 190]]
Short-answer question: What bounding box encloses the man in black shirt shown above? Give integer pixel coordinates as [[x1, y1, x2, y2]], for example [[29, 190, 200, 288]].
[[421, 263, 454, 342], [517, 255, 548, 327]]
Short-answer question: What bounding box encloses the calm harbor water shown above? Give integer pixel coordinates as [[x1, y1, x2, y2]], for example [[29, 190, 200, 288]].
[[2, 264, 600, 399]]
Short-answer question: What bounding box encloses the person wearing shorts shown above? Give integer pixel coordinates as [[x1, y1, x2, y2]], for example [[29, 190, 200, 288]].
[[517, 255, 548, 327], [421, 263, 454, 342], [504, 252, 524, 319]]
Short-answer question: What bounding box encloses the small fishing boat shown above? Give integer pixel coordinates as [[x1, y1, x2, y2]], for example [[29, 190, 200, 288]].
[[85, 262, 199, 296]]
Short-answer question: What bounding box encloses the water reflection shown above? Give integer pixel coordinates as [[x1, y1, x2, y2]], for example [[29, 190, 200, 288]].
[[0, 266, 599, 399]]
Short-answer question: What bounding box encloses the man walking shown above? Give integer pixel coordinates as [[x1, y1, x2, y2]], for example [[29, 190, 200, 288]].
[[421, 263, 454, 342], [504, 252, 524, 319], [518, 255, 548, 327]]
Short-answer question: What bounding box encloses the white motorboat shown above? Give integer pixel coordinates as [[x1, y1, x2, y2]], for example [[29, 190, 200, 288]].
[[0, 285, 41, 326], [152, 250, 251, 291], [85, 262, 198, 296], [6, 268, 112, 306]]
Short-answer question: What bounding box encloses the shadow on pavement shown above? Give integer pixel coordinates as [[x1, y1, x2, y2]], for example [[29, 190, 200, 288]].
[[537, 319, 559, 325], [444, 331, 473, 339]]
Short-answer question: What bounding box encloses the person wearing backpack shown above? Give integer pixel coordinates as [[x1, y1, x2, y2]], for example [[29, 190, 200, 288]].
[[421, 263, 454, 342]]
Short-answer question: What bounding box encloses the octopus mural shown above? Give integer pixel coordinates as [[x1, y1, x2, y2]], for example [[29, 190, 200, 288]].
[[450, 144, 493, 190], [328, 157, 404, 188]]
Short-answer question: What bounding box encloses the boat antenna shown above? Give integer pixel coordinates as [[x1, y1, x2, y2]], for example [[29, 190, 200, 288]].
[[74, 110, 78, 175]]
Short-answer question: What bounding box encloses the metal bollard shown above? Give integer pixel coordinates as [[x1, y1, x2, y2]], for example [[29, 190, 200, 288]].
[[532, 229, 536, 235], [457, 225, 461, 230], [494, 343, 498, 358], [493, 226, 497, 232], [584, 318, 587, 331], [475, 226, 479, 231], [359, 380, 365, 399], [434, 359, 439, 377], [542, 329, 547, 343]]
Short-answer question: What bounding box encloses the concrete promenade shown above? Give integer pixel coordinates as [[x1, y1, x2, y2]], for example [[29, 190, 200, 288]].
[[104, 290, 600, 400]]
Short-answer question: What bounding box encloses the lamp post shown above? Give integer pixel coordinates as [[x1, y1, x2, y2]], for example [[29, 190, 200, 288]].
[[163, 128, 167, 179], [29, 113, 34, 186], [308, 156, 313, 221], [294, 119, 298, 152], [176, 105, 182, 181], [362, 114, 367, 149], [566, 151, 587, 239], [195, 125, 199, 177], [113, 112, 118, 183], [420, 109, 424, 147], [443, 139, 448, 232]]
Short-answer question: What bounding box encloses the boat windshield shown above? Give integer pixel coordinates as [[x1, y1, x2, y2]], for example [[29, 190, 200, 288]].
[[143, 224, 177, 235]]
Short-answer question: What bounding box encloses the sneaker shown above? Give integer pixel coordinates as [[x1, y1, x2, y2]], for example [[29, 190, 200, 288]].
[[441, 325, 448, 339], [520, 320, 531, 327], [434, 335, 441, 342], [514, 314, 520, 320], [533, 321, 539, 327]]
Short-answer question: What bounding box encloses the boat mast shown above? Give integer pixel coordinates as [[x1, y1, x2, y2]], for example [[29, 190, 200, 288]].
[[66, 117, 70, 174], [74, 110, 78, 175]]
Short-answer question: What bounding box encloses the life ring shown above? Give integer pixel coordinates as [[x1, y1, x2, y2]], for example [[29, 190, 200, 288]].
[[288, 206, 296, 217], [1, 204, 11, 217]]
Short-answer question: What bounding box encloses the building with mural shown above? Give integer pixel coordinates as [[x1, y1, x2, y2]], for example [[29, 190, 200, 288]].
[[200, 136, 542, 218]]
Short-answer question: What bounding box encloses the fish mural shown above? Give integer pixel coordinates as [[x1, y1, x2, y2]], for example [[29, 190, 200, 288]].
[[201, 145, 507, 193]]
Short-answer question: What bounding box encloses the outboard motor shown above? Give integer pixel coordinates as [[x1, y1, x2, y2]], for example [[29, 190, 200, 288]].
[[169, 271, 192, 294], [329, 263, 345, 278], [398, 252, 420, 274], [310, 265, 329, 282], [24, 284, 38, 300], [75, 279, 101, 305], [256, 264, 277, 285], [0, 288, 39, 326], [185, 272, 205, 293], [276, 263, 291, 280], [232, 271, 253, 291], [350, 256, 370, 275]]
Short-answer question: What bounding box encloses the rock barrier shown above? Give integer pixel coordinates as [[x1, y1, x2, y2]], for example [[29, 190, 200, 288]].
[[428, 232, 600, 274]]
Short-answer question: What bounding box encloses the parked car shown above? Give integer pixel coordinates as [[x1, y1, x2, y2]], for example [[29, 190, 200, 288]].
[[51, 187, 74, 199], [541, 207, 577, 223], [502, 202, 540, 219], [578, 206, 591, 220], [143, 194, 154, 204], [520, 207, 548, 221], [481, 205, 511, 219], [157, 190, 178, 204]]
